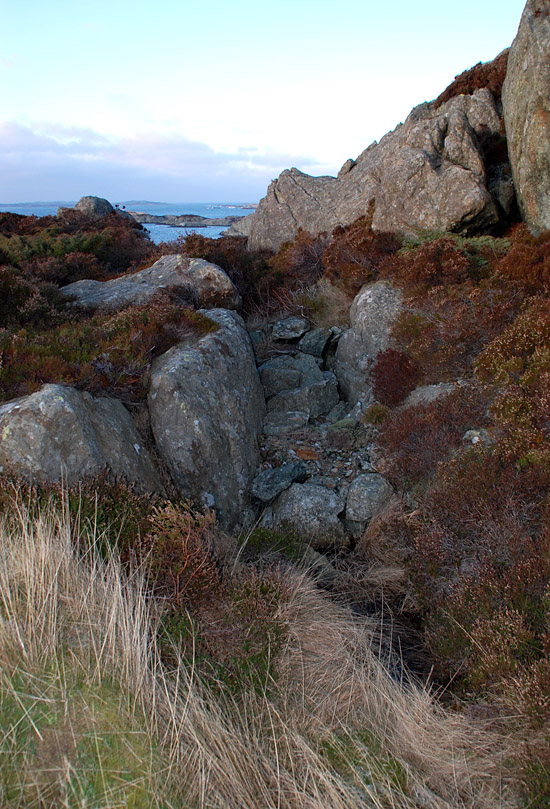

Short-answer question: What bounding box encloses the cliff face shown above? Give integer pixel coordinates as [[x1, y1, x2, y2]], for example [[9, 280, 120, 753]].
[[247, 87, 512, 252], [502, 0, 550, 234]]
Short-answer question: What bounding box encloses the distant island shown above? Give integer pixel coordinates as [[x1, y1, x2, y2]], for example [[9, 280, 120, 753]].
[[127, 211, 245, 227]]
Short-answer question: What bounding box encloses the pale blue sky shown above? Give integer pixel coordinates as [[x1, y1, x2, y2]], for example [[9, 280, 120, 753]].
[[0, 0, 526, 202]]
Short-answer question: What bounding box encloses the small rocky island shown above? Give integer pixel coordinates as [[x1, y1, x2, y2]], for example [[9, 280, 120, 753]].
[[126, 211, 244, 227]]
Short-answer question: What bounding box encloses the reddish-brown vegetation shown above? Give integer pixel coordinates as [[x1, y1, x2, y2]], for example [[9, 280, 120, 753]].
[[433, 49, 509, 108]]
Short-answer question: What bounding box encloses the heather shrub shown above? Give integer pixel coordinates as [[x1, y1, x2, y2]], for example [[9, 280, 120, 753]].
[[372, 348, 421, 406], [139, 502, 220, 607], [493, 224, 550, 294], [268, 228, 327, 287], [322, 216, 401, 295], [433, 49, 509, 108], [376, 384, 488, 489], [476, 296, 550, 464], [0, 210, 154, 278], [0, 265, 66, 329], [0, 295, 217, 402]]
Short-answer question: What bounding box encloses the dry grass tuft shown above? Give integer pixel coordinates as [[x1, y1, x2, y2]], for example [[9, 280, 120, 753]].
[[0, 492, 520, 808]]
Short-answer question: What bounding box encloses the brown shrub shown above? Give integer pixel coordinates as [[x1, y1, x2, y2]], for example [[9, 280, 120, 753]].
[[322, 216, 401, 295], [0, 295, 217, 402], [376, 384, 488, 489], [139, 502, 220, 607], [434, 49, 509, 108], [372, 348, 421, 406]]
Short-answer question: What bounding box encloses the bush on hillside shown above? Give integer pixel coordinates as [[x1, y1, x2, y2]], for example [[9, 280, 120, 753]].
[[433, 49, 509, 108]]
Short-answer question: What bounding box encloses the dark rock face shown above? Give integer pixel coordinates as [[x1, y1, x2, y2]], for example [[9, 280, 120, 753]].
[[247, 89, 503, 251], [62, 255, 241, 312], [503, 0, 550, 234], [0, 384, 162, 494], [148, 309, 265, 530]]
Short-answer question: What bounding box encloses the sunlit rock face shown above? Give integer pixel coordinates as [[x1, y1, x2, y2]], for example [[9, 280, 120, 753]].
[[247, 89, 503, 252]]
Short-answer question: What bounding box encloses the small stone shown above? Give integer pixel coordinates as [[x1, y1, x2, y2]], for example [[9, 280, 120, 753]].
[[250, 462, 309, 503], [272, 316, 311, 341], [297, 328, 330, 357], [263, 411, 309, 436]]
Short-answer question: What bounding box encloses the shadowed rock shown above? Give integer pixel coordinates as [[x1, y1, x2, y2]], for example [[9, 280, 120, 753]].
[[335, 282, 403, 407], [503, 0, 550, 234]]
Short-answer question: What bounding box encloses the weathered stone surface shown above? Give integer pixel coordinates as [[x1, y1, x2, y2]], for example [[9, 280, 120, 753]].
[[297, 327, 330, 357], [345, 473, 393, 536], [272, 316, 311, 341], [148, 309, 265, 530], [247, 90, 502, 251], [0, 383, 162, 494], [401, 382, 459, 409], [223, 214, 255, 237], [250, 461, 309, 503], [335, 282, 403, 406], [503, 0, 550, 234], [260, 482, 346, 549], [259, 353, 323, 399], [266, 372, 339, 419], [62, 254, 241, 311], [262, 411, 310, 435], [57, 196, 114, 219]]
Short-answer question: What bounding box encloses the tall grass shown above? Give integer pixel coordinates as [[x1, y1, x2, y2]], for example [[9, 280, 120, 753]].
[[0, 493, 520, 808]]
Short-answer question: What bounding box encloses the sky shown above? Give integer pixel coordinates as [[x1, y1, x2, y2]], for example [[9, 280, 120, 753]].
[[0, 0, 526, 204]]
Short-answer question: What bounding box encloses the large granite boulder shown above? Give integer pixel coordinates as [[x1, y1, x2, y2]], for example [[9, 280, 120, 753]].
[[62, 254, 241, 312], [148, 309, 265, 530], [335, 282, 403, 407], [0, 384, 162, 494], [502, 0, 550, 234], [247, 89, 503, 251]]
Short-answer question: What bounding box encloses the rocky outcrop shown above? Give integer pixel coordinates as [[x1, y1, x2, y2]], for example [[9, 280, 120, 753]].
[[224, 214, 255, 237], [502, 0, 550, 234], [247, 89, 504, 252], [0, 384, 162, 494], [62, 254, 241, 311], [128, 211, 242, 227], [148, 309, 265, 530], [335, 282, 403, 407]]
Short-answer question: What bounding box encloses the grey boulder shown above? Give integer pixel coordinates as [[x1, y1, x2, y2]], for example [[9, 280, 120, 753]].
[[345, 473, 393, 537], [335, 282, 403, 406], [148, 309, 265, 530], [62, 254, 241, 312], [250, 462, 309, 503], [260, 482, 347, 549], [0, 383, 162, 494]]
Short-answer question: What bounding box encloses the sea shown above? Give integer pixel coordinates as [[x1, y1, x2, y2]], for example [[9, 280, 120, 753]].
[[0, 201, 256, 244]]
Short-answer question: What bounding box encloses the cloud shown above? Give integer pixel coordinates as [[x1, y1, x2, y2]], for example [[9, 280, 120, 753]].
[[0, 121, 334, 202]]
